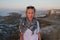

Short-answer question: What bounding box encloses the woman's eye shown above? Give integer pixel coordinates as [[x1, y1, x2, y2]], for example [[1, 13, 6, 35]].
[[29, 13, 30, 14]]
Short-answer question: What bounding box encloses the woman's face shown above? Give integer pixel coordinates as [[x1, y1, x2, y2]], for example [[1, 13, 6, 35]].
[[26, 9, 35, 21]]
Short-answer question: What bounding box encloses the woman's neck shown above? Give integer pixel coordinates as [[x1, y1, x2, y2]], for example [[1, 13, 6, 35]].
[[26, 17, 33, 22], [28, 18, 33, 22]]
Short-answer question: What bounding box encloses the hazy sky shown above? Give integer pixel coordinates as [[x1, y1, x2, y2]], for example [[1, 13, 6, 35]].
[[0, 0, 60, 10]]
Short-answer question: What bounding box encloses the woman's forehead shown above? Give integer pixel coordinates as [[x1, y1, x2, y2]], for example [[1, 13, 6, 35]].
[[27, 9, 34, 12]]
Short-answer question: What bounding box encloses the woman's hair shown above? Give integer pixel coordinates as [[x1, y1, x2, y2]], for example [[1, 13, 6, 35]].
[[26, 6, 36, 13]]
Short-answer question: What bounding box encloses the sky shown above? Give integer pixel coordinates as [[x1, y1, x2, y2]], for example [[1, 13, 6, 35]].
[[0, 0, 60, 10]]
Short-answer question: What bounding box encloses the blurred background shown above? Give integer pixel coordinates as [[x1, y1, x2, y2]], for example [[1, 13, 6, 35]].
[[0, 0, 60, 40]]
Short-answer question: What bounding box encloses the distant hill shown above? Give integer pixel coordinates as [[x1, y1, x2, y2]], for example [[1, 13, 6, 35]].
[[0, 9, 23, 16], [0, 9, 48, 17]]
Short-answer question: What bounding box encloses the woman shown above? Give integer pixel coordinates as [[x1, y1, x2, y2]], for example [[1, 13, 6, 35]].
[[19, 6, 41, 40]]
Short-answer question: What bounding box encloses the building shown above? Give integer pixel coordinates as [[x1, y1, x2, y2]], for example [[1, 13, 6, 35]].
[[51, 9, 60, 15]]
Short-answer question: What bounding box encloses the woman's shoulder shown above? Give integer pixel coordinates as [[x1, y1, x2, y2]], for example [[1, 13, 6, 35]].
[[34, 18, 39, 22], [19, 17, 26, 21]]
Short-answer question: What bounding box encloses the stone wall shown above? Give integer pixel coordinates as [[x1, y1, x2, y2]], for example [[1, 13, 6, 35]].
[[41, 25, 60, 40]]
